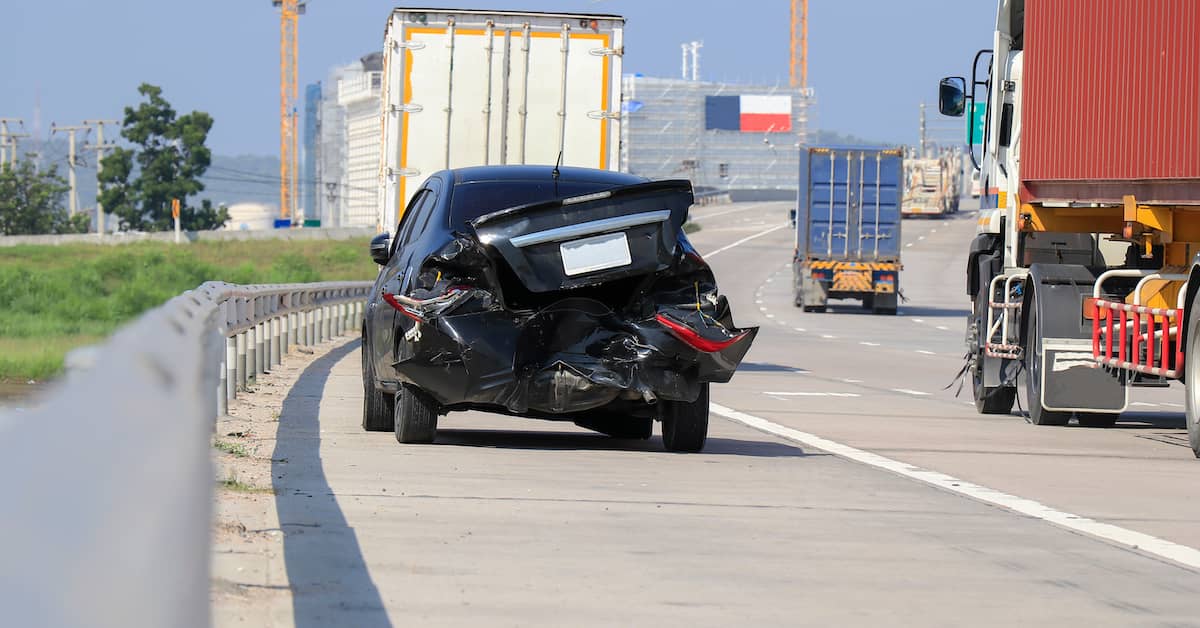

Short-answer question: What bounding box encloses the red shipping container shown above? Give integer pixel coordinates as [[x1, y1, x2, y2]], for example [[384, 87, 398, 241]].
[[1022, 0, 1200, 204]]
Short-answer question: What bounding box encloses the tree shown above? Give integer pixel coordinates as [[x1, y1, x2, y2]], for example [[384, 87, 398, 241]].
[[0, 160, 90, 235], [99, 84, 229, 231]]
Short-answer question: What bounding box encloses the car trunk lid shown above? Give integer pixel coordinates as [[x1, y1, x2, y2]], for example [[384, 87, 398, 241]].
[[469, 180, 693, 293]]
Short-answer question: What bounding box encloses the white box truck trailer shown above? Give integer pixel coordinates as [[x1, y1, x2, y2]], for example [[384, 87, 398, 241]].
[[378, 8, 625, 230]]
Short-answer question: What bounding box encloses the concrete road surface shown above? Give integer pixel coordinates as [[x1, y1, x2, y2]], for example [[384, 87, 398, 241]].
[[265, 201, 1200, 627]]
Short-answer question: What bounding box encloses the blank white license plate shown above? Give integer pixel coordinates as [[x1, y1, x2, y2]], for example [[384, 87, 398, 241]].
[[560, 231, 632, 276]]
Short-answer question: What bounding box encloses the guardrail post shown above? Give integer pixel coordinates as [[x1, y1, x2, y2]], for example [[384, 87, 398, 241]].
[[236, 332, 246, 390], [281, 312, 290, 357], [246, 325, 257, 385], [271, 316, 281, 367], [226, 336, 237, 403], [306, 308, 315, 346], [327, 303, 336, 338]]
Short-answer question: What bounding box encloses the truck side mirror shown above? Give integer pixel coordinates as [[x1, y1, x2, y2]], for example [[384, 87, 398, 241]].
[[369, 232, 392, 265], [938, 77, 967, 117]]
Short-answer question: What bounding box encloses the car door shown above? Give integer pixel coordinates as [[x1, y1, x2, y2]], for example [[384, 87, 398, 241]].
[[371, 180, 444, 380], [370, 188, 428, 382]]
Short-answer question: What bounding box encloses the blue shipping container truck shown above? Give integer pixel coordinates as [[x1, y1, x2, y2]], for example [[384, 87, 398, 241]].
[[793, 146, 904, 314]]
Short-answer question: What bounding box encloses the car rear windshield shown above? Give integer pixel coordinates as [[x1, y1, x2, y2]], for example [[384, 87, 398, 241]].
[[449, 179, 620, 229]]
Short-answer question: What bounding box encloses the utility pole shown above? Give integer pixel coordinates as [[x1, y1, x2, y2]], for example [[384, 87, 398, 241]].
[[7, 133, 29, 167], [0, 118, 24, 167], [51, 123, 91, 217], [919, 103, 927, 157], [84, 119, 120, 235]]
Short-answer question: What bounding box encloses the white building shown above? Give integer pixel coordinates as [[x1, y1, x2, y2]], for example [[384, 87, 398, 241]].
[[317, 53, 383, 228]]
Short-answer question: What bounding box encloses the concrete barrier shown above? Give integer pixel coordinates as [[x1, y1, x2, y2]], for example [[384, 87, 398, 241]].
[[0, 279, 372, 628]]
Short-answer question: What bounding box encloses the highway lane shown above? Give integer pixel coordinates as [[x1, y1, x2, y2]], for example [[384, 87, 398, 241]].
[[256, 201, 1200, 626]]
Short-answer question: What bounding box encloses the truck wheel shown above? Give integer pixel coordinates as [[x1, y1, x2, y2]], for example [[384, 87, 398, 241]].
[[661, 383, 709, 452], [361, 334, 394, 432], [1022, 295, 1071, 426], [395, 385, 439, 444], [972, 284, 1016, 414], [1185, 292, 1200, 458]]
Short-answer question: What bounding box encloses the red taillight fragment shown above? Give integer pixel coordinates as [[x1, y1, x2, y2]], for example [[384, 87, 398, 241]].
[[655, 313, 749, 353], [382, 293, 425, 322]]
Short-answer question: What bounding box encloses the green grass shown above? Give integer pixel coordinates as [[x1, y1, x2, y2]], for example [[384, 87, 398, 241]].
[[213, 439, 250, 458], [0, 238, 377, 382], [683, 222, 702, 234], [217, 473, 276, 495]]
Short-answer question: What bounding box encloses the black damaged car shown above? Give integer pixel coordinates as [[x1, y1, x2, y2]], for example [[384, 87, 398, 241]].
[[361, 165, 757, 452]]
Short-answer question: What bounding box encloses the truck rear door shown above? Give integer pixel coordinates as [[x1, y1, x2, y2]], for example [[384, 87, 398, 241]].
[[379, 10, 625, 230], [805, 149, 902, 260]]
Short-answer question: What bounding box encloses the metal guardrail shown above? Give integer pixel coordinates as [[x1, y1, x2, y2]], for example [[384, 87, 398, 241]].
[[0, 279, 372, 628]]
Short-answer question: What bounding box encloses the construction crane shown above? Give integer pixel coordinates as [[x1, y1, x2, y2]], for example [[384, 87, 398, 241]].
[[790, 0, 808, 90], [273, 0, 305, 221]]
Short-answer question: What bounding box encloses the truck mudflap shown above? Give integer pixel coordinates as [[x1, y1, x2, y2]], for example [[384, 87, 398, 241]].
[[391, 297, 756, 414], [1027, 264, 1128, 413]]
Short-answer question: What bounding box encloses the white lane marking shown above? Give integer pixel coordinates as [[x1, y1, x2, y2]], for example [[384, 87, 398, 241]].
[[763, 391, 861, 398], [1130, 402, 1160, 408], [916, 350, 936, 356], [711, 402, 1200, 571], [821, 334, 836, 339], [690, 205, 760, 221], [793, 327, 806, 332], [918, 236, 926, 241], [766, 314, 776, 319], [906, 243, 914, 248], [705, 224, 788, 258], [859, 341, 880, 347], [842, 378, 863, 384], [1163, 402, 1185, 409], [912, 318, 925, 324], [936, 325, 950, 331], [755, 299, 764, 304], [931, 229, 938, 234], [892, 388, 931, 396]]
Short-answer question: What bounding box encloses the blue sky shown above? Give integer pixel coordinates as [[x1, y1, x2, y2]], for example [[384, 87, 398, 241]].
[[3, 1, 995, 156]]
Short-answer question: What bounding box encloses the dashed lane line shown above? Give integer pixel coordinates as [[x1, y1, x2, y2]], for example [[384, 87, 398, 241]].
[[764, 391, 861, 398], [892, 388, 931, 396], [859, 341, 880, 347], [711, 402, 1200, 572]]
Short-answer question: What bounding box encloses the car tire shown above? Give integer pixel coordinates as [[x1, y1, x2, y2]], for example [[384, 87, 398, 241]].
[[395, 385, 439, 444], [661, 383, 709, 453], [361, 335, 394, 432]]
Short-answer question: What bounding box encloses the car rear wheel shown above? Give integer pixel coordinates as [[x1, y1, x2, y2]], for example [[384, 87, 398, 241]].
[[661, 383, 709, 452], [361, 336, 394, 432], [395, 385, 439, 444]]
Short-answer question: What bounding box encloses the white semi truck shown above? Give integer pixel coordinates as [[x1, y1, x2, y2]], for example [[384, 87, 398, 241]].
[[377, 8, 625, 230], [939, 0, 1200, 455]]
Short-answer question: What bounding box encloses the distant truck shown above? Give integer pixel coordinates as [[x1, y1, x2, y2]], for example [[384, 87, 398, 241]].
[[793, 146, 905, 315], [377, 8, 625, 230], [901, 153, 961, 217]]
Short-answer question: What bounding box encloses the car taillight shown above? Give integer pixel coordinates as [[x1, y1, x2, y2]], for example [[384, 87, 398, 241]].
[[382, 286, 475, 323], [655, 313, 750, 353], [382, 292, 426, 323]]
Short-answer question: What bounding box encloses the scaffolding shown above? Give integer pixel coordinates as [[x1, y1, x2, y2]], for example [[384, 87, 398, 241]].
[[621, 75, 814, 199]]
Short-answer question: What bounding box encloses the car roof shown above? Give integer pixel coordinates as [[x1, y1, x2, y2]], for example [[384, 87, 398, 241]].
[[444, 165, 647, 186]]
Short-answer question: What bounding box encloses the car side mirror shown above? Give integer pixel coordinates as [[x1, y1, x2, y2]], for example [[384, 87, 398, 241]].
[[369, 232, 392, 265], [938, 77, 967, 117]]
